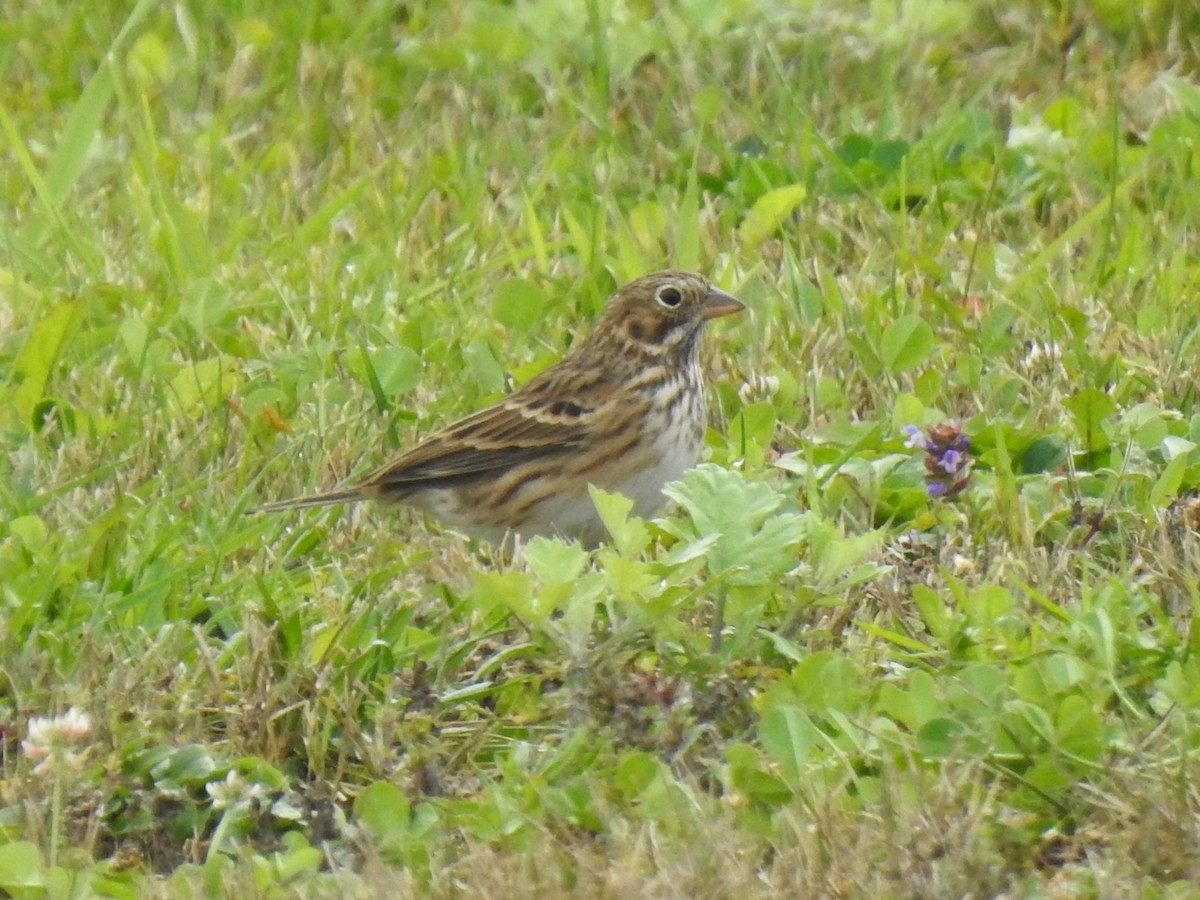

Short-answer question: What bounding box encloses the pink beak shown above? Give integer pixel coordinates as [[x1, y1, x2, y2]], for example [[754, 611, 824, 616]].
[[701, 287, 745, 320]]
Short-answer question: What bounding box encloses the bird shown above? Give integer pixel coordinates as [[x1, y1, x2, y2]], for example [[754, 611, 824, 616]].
[[254, 270, 744, 544]]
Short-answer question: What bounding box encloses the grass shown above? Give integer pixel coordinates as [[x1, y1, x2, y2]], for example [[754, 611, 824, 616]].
[[3, 0, 1200, 895]]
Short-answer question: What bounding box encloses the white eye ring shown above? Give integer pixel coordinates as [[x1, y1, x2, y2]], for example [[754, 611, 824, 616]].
[[656, 285, 683, 308]]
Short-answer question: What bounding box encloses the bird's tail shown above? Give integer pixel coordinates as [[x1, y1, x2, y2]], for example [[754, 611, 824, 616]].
[[250, 489, 363, 514]]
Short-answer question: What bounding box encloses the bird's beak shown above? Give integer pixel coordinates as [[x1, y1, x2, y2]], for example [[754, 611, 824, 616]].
[[700, 287, 746, 320]]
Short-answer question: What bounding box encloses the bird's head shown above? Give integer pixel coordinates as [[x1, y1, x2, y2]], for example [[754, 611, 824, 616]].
[[595, 270, 744, 361]]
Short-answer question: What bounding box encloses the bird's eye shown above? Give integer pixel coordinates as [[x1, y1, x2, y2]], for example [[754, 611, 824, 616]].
[[656, 286, 683, 308]]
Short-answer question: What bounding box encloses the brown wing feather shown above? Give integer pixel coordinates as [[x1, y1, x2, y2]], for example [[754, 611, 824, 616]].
[[360, 366, 619, 490]]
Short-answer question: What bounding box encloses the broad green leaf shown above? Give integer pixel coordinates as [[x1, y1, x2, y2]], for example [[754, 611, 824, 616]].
[[911, 584, 950, 644], [809, 526, 886, 591], [1042, 95, 1085, 134], [807, 417, 883, 447], [1017, 436, 1067, 473], [725, 743, 793, 807], [168, 357, 236, 412], [4, 299, 84, 430], [269, 833, 324, 881], [493, 278, 549, 331], [0, 842, 43, 893], [596, 549, 658, 603], [354, 781, 412, 839], [664, 464, 781, 535], [1023, 758, 1072, 798], [880, 315, 935, 372], [877, 671, 945, 732], [758, 705, 817, 784], [1054, 695, 1105, 761], [731, 401, 777, 464], [231, 757, 288, 790], [892, 392, 924, 429], [150, 744, 217, 787], [356, 786, 438, 863], [1161, 435, 1197, 461], [661, 532, 720, 566], [8, 516, 48, 553], [462, 342, 506, 394], [1150, 452, 1188, 506], [367, 346, 423, 397], [906, 671, 946, 728], [1079, 608, 1117, 673], [785, 653, 866, 712], [1064, 388, 1116, 452], [178, 279, 232, 335], [871, 138, 910, 172], [1119, 402, 1173, 449], [614, 750, 659, 798], [961, 584, 1015, 623], [916, 717, 963, 758], [737, 184, 806, 247], [160, 190, 213, 279], [128, 31, 173, 86], [118, 314, 150, 364]]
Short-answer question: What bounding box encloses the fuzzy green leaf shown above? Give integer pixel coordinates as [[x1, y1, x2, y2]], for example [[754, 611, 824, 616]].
[[661, 464, 806, 584]]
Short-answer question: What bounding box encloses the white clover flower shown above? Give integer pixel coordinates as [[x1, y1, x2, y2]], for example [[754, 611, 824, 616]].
[[206, 770, 267, 810], [1020, 340, 1062, 370], [24, 706, 92, 750], [22, 707, 93, 776], [1006, 122, 1073, 156], [738, 373, 780, 405]]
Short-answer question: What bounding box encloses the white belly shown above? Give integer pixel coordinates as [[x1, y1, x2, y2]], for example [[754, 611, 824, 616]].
[[528, 385, 705, 542]]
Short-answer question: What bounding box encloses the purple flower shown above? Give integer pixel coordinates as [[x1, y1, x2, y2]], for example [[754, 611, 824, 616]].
[[938, 449, 964, 474], [906, 421, 974, 500], [902, 425, 927, 450]]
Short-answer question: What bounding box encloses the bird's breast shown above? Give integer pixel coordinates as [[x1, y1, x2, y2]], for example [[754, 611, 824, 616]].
[[607, 369, 705, 515]]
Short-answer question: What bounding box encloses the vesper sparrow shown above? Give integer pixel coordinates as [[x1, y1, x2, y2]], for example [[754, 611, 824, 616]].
[[256, 270, 744, 543]]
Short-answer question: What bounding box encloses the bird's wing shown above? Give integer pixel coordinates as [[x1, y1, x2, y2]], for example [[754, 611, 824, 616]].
[[361, 368, 619, 490]]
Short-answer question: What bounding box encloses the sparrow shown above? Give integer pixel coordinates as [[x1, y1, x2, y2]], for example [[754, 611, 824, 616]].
[[255, 270, 744, 544]]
